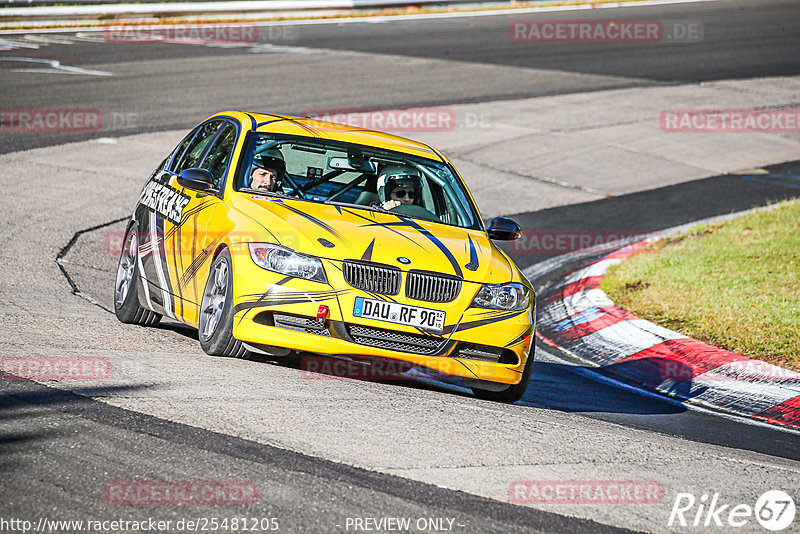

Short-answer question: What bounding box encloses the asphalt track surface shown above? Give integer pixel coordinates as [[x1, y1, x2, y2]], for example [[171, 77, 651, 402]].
[[1, 379, 628, 534], [2, 1, 800, 532]]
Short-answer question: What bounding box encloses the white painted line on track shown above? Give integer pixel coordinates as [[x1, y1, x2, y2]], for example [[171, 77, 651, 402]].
[[22, 34, 81, 45], [0, 56, 113, 76], [0, 38, 40, 49]]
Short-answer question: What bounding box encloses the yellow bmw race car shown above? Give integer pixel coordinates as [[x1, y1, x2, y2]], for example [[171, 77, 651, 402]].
[[114, 111, 535, 401]]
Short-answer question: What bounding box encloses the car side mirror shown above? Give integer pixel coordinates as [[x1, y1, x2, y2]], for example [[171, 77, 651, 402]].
[[177, 168, 215, 192], [487, 217, 521, 241]]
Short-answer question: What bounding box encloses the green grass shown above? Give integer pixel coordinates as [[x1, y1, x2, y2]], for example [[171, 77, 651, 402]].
[[601, 199, 800, 371]]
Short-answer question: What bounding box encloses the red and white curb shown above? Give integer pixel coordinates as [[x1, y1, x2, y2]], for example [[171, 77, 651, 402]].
[[535, 238, 800, 430]]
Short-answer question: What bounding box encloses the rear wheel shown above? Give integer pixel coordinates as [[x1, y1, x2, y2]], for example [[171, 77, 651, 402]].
[[471, 349, 534, 403], [198, 248, 248, 358], [114, 226, 161, 327]]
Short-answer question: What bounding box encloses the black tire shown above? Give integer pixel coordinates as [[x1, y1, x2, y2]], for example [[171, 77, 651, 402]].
[[198, 248, 248, 358], [114, 226, 162, 327], [471, 348, 535, 403]]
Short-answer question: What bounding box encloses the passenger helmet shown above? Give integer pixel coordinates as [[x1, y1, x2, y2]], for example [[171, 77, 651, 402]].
[[377, 165, 422, 202]]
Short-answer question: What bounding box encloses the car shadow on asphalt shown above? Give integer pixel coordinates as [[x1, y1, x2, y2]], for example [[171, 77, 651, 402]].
[[151, 321, 694, 416], [520, 360, 689, 415], [156, 317, 694, 415], [155, 319, 199, 341]]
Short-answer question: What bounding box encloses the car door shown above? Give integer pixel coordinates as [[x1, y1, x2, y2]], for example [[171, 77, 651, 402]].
[[139, 119, 238, 325], [135, 125, 209, 321], [174, 120, 239, 325]]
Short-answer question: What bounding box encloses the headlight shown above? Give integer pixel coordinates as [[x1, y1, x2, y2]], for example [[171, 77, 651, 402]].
[[248, 243, 327, 284], [471, 282, 530, 311]]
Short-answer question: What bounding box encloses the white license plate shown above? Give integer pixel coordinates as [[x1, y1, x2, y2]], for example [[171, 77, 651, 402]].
[[352, 297, 445, 333]]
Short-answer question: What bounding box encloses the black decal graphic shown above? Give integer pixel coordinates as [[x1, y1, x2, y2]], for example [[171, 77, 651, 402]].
[[361, 239, 375, 261], [140, 180, 191, 225], [464, 236, 479, 272]]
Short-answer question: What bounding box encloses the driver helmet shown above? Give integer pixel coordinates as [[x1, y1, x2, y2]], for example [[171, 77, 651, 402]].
[[377, 165, 422, 203], [250, 148, 285, 190], [255, 148, 285, 175]]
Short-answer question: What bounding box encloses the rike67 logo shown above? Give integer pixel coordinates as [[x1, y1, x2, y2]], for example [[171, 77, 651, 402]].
[[669, 490, 795, 531]]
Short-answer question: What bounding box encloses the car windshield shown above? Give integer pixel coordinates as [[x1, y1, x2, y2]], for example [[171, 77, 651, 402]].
[[237, 134, 481, 230]]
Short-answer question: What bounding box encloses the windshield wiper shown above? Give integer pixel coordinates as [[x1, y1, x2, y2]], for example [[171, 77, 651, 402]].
[[241, 188, 295, 200], [326, 200, 398, 216]]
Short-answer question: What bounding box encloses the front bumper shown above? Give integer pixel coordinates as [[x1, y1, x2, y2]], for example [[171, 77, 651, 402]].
[[229, 244, 535, 385]]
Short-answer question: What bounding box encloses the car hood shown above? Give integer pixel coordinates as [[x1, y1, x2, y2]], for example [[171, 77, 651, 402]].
[[232, 196, 516, 284]]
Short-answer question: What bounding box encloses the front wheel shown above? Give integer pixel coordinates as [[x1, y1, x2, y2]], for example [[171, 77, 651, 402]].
[[471, 349, 534, 403], [114, 226, 161, 327], [198, 248, 248, 358]]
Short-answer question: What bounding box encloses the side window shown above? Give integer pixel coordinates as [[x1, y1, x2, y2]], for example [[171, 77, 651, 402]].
[[169, 128, 198, 171], [150, 156, 168, 179], [174, 121, 223, 174], [200, 124, 237, 187]]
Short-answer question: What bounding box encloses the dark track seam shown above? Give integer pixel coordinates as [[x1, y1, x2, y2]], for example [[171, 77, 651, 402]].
[[55, 215, 129, 313]]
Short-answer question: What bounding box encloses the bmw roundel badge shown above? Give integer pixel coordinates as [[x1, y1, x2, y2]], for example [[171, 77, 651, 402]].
[[397, 257, 411, 265]]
